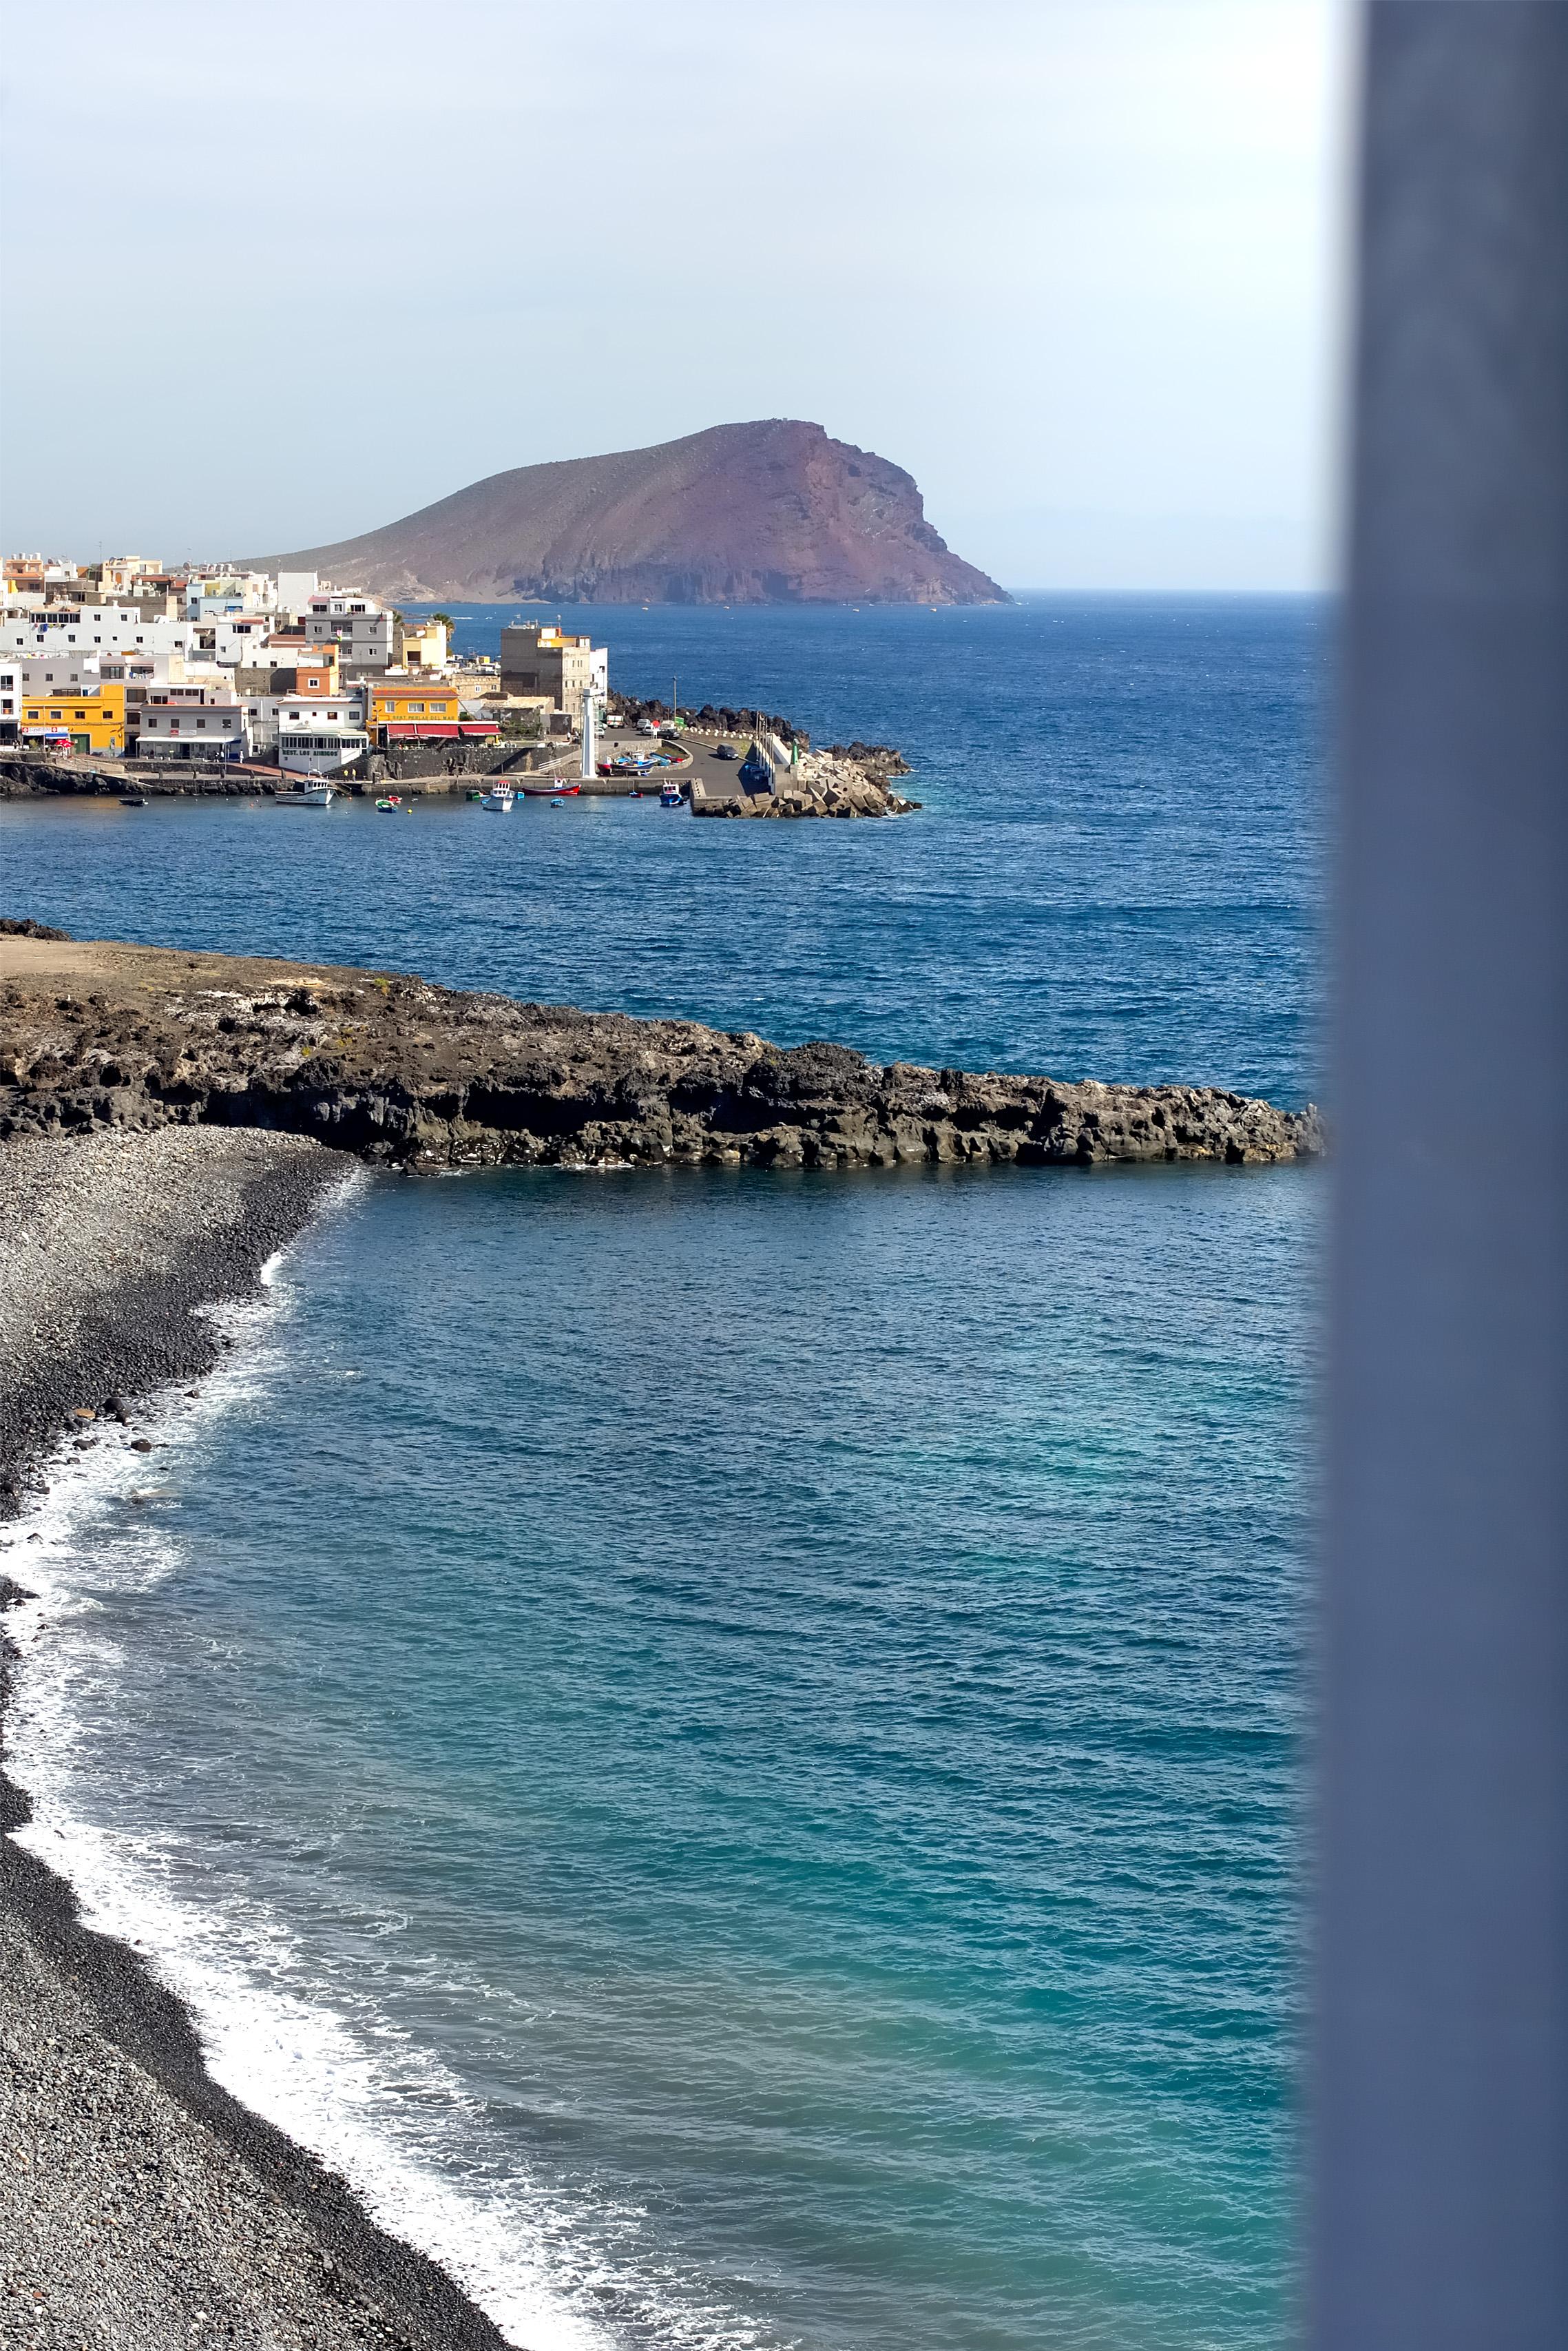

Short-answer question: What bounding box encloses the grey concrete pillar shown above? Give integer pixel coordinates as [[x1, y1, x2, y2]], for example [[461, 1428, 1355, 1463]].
[[1317, 4, 1568, 2345]]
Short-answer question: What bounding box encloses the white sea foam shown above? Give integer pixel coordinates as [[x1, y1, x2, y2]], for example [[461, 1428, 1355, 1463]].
[[0, 1202, 767, 2351]]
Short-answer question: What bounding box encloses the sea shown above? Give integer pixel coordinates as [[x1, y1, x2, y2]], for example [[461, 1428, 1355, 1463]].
[[1, 597, 1328, 2351]]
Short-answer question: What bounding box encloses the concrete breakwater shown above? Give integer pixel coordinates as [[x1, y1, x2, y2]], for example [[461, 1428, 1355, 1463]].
[[0, 931, 1321, 1172], [611, 696, 917, 818]]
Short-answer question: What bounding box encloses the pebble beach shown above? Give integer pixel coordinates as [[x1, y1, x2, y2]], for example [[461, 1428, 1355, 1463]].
[[0, 1128, 506, 2351]]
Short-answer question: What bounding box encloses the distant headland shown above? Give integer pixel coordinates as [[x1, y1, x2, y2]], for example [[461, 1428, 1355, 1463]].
[[240, 420, 1010, 608]]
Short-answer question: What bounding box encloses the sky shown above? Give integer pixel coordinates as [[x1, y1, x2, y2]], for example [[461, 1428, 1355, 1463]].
[[0, 0, 1352, 590]]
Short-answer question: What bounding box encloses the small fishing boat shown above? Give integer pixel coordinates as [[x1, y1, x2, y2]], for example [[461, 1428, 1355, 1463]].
[[278, 780, 335, 807], [518, 779, 579, 796], [119, 794, 149, 808], [480, 785, 516, 811], [375, 795, 405, 812], [660, 780, 684, 807]]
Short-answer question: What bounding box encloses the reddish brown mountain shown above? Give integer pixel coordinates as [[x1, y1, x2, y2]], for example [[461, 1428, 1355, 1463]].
[[247, 421, 1007, 606]]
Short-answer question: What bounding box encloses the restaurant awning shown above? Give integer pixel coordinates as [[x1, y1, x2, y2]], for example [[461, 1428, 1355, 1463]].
[[384, 722, 460, 740]]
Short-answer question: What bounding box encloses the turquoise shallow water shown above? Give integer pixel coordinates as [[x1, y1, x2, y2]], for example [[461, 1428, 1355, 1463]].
[[2, 599, 1325, 2348]]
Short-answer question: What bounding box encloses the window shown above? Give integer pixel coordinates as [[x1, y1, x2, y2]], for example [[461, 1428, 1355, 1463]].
[[196, 718, 207, 729]]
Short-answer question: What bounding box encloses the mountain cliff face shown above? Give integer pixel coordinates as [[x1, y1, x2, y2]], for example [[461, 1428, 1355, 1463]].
[[247, 421, 1007, 606]]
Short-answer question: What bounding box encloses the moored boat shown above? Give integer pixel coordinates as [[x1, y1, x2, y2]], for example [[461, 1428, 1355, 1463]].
[[480, 785, 516, 811], [660, 780, 684, 807]]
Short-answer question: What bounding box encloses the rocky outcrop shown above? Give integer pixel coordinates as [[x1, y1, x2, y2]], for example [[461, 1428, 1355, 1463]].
[[242, 420, 1008, 607], [691, 755, 919, 819], [0, 935, 1321, 1174]]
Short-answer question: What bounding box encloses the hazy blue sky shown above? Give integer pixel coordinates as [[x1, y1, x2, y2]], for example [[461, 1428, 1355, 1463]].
[[1, 0, 1351, 589]]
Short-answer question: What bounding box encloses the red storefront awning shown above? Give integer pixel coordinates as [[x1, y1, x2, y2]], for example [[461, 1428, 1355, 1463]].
[[459, 721, 499, 737], [384, 721, 460, 740]]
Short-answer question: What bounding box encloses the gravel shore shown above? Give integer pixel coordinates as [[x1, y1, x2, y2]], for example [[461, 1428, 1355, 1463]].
[[0, 1130, 510, 2350]]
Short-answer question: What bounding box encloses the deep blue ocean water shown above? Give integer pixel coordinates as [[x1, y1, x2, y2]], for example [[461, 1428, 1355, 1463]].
[[2, 599, 1327, 2350]]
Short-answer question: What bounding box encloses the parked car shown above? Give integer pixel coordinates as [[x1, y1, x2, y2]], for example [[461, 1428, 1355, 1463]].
[[713, 741, 739, 760]]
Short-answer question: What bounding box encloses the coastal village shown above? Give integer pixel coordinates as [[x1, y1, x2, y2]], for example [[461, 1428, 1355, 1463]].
[[0, 552, 915, 817]]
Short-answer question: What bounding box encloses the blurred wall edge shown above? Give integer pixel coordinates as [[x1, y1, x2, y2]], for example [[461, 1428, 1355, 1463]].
[[1317, 3, 1568, 2346]]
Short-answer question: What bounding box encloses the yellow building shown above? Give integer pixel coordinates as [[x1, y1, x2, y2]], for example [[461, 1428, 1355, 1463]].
[[367, 676, 464, 742], [20, 681, 126, 756], [394, 617, 450, 671]]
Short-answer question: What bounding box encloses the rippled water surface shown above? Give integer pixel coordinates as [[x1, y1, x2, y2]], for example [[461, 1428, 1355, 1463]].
[[3, 599, 1327, 2350], [1, 598, 1326, 1104]]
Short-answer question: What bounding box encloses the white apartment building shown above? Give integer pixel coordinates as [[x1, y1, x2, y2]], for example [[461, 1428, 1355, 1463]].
[[305, 594, 394, 672], [0, 663, 17, 740], [0, 605, 194, 664], [138, 683, 250, 761]]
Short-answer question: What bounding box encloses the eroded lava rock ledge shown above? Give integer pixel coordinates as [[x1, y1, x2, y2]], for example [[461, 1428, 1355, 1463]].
[[0, 931, 1321, 1172]]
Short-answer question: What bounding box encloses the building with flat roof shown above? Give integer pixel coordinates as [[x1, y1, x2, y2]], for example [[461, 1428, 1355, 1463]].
[[366, 674, 496, 747], [19, 681, 125, 756], [306, 594, 394, 672], [499, 624, 607, 718]]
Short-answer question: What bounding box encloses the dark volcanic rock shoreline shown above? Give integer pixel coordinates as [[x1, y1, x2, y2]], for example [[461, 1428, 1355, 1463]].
[[1, 932, 1322, 1175], [0, 1128, 508, 2348]]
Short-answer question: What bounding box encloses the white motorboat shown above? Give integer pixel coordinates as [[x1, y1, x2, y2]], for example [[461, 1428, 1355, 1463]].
[[300, 780, 335, 807], [481, 785, 516, 811]]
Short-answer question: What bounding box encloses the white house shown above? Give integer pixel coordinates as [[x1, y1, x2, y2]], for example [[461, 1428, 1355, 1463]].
[[209, 615, 278, 667], [0, 606, 194, 665], [138, 685, 251, 762], [0, 663, 17, 742], [276, 722, 369, 776], [274, 570, 318, 619]]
